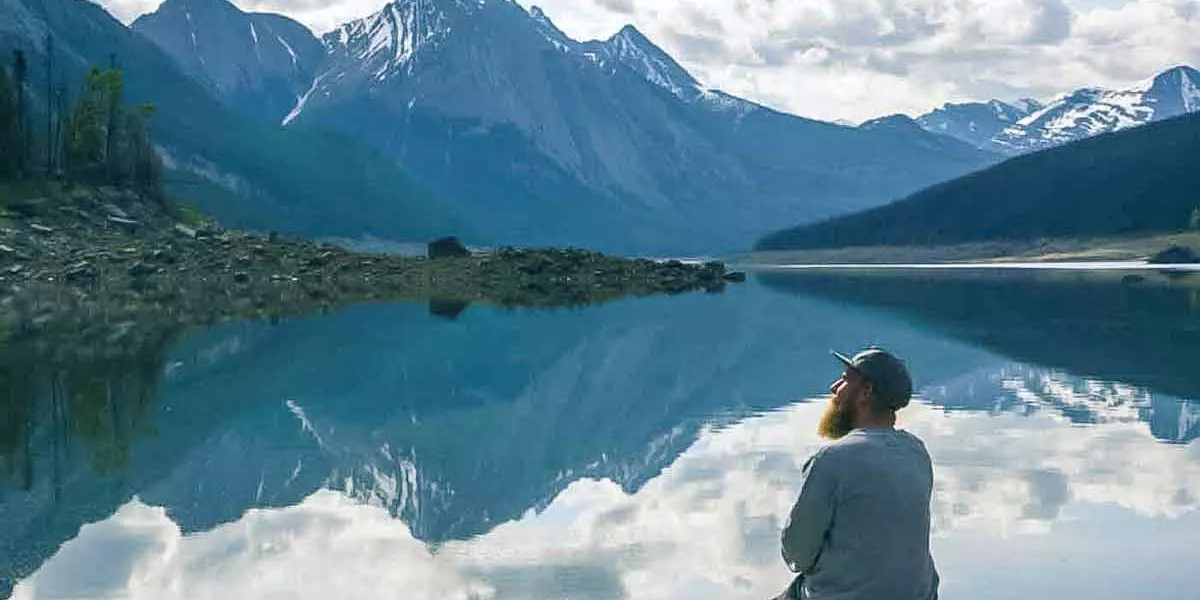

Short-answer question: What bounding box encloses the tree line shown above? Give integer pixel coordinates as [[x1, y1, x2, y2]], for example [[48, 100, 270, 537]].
[[0, 46, 162, 197], [756, 110, 1200, 251]]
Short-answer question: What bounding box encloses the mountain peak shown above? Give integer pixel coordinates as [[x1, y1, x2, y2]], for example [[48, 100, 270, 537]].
[[859, 114, 924, 133], [614, 24, 648, 42], [151, 0, 241, 17], [602, 24, 698, 98], [1142, 64, 1200, 87]]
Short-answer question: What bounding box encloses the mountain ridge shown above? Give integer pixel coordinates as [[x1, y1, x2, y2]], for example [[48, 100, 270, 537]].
[[757, 111, 1200, 251], [1, 0, 468, 244], [915, 65, 1200, 154], [134, 0, 997, 254]]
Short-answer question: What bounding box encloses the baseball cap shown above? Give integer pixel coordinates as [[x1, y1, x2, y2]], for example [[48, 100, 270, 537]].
[[831, 346, 914, 410]]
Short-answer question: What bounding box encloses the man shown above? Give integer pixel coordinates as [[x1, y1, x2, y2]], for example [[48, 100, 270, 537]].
[[776, 347, 939, 600]]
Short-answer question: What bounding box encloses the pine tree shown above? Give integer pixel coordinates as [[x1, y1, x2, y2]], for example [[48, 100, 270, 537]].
[[0, 66, 19, 179], [65, 68, 121, 183], [12, 51, 27, 179], [124, 104, 162, 198]]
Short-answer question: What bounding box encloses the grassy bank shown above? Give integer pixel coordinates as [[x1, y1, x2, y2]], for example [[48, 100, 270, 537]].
[[739, 231, 1200, 266]]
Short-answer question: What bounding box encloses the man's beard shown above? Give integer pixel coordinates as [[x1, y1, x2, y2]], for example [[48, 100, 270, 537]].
[[818, 396, 857, 440]]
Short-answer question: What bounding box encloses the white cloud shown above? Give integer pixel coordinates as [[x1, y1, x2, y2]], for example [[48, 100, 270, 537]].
[[12, 398, 1200, 600], [94, 0, 1200, 122]]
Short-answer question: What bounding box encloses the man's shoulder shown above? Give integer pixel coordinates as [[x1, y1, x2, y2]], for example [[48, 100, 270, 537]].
[[827, 429, 930, 457]]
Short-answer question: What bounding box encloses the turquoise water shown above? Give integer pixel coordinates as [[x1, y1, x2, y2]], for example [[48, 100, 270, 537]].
[[2, 269, 1198, 599]]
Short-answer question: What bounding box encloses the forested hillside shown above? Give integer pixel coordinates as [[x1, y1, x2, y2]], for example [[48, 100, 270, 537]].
[[757, 112, 1200, 251]]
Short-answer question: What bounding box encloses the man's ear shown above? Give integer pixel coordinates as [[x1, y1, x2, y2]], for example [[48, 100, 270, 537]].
[[857, 381, 875, 408]]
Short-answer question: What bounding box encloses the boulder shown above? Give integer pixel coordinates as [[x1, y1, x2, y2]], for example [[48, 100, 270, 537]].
[[722, 271, 748, 283], [428, 236, 470, 259], [429, 298, 471, 320], [1147, 246, 1199, 264]]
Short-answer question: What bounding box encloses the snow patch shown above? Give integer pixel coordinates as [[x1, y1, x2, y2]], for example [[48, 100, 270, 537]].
[[283, 73, 326, 126], [249, 22, 261, 61], [1181, 70, 1200, 112], [286, 399, 327, 448], [277, 35, 299, 67]]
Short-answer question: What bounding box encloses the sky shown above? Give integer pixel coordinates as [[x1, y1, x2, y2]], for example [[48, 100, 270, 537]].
[[95, 0, 1200, 123]]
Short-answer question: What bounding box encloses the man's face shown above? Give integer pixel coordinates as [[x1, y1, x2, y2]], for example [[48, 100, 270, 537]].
[[818, 369, 870, 440]]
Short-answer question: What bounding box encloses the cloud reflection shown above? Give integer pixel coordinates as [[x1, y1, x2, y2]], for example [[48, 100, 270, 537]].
[[13, 398, 1199, 600]]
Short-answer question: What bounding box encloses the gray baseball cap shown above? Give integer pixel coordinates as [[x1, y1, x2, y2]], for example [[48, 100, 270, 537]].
[[832, 347, 914, 410]]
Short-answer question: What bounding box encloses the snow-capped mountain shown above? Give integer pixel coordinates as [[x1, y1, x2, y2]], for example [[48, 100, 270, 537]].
[[135, 0, 995, 254], [916, 99, 1042, 152], [133, 0, 325, 123], [923, 364, 1200, 444], [995, 66, 1200, 153], [915, 66, 1200, 155]]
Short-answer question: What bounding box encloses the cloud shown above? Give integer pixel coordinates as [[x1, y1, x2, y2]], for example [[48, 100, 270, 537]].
[[93, 0, 1200, 125], [13, 385, 1200, 600]]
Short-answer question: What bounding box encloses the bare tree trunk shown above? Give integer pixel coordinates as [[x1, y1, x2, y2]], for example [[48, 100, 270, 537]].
[[45, 34, 53, 178], [105, 53, 119, 185], [13, 50, 27, 180]]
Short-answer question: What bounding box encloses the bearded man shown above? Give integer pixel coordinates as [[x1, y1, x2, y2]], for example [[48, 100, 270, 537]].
[[775, 347, 939, 600]]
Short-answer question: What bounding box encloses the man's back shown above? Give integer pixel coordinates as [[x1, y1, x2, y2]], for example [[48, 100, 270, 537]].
[[781, 428, 938, 600]]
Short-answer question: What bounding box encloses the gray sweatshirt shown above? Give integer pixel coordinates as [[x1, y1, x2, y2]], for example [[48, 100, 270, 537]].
[[780, 428, 939, 600]]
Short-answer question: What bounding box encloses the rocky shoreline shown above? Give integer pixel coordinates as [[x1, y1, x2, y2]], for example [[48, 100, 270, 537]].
[[0, 185, 742, 357]]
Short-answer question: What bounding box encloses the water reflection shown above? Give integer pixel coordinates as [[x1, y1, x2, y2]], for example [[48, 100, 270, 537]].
[[10, 402, 1199, 600], [2, 270, 1199, 598]]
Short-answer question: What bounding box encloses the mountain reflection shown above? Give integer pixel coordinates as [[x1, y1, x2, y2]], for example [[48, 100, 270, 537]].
[[3, 272, 1199, 596], [10, 401, 1200, 600], [759, 268, 1200, 400]]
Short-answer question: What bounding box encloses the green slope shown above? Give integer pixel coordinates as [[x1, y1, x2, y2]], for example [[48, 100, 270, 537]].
[[756, 112, 1200, 251], [0, 0, 467, 242]]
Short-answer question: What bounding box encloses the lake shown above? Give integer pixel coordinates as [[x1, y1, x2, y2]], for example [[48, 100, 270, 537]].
[[2, 268, 1198, 600]]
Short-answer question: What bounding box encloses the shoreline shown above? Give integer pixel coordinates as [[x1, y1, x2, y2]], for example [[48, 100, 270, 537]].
[[1, 184, 742, 356], [739, 231, 1200, 268]]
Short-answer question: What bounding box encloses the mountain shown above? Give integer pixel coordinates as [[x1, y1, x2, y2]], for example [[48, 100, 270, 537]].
[[0, 0, 465, 244], [756, 111, 1200, 250], [132, 0, 324, 123], [136, 0, 997, 254], [760, 269, 1200, 416], [916, 66, 1200, 154], [915, 99, 1040, 152]]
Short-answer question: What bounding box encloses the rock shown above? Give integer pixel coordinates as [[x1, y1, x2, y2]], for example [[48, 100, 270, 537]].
[[128, 261, 155, 278], [0, 244, 14, 254], [428, 236, 471, 259], [149, 249, 178, 264], [107, 216, 140, 231], [30, 223, 54, 234], [429, 298, 471, 320], [1147, 246, 1199, 264], [64, 261, 97, 283], [722, 271, 748, 283], [233, 272, 251, 284], [174, 224, 198, 239], [104, 203, 130, 219]]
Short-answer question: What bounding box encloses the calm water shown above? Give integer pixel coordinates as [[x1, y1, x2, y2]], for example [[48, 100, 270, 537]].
[[2, 269, 1199, 600]]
